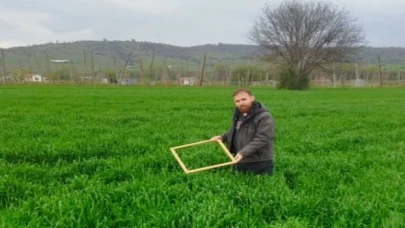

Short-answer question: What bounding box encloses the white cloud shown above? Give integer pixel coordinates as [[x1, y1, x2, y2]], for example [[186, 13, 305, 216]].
[[0, 6, 51, 35], [104, 0, 185, 13], [0, 41, 24, 48], [0, 6, 97, 48]]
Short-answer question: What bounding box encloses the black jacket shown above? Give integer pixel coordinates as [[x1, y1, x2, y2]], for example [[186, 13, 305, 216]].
[[221, 101, 274, 163]]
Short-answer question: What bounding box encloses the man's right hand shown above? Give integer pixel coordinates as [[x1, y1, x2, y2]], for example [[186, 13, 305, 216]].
[[210, 136, 222, 141]]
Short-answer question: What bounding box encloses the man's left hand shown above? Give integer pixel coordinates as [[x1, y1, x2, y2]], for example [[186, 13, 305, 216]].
[[234, 153, 243, 162]]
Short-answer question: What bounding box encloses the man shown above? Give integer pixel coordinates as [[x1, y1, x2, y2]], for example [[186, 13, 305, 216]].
[[211, 88, 275, 176]]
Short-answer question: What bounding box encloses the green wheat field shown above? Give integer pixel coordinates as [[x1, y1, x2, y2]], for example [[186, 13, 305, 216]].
[[0, 85, 404, 227]]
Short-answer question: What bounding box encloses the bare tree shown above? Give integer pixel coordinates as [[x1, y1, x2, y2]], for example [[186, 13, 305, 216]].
[[249, 0, 366, 89]]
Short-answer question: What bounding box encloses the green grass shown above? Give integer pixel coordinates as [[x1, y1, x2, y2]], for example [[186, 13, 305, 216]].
[[174, 141, 233, 171], [0, 85, 404, 227], [382, 64, 405, 72]]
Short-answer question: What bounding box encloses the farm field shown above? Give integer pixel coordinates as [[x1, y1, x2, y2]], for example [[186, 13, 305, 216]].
[[0, 85, 404, 227]]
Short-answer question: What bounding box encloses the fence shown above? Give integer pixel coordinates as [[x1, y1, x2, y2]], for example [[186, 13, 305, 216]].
[[1, 50, 404, 87]]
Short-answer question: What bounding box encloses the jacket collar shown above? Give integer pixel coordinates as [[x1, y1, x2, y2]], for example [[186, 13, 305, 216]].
[[233, 101, 261, 120]]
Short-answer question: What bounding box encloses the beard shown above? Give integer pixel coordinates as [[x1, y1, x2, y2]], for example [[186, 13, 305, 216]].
[[238, 104, 251, 113]]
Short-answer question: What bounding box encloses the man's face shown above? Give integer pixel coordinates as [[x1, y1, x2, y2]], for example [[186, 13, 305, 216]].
[[233, 92, 255, 114]]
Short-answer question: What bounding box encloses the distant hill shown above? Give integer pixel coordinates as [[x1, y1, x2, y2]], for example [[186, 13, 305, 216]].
[[2, 40, 405, 72]]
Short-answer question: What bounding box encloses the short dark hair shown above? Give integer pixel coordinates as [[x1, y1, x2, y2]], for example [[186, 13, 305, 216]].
[[233, 88, 253, 97]]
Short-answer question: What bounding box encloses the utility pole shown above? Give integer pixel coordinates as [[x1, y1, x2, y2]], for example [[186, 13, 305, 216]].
[[1, 49, 6, 85], [377, 54, 383, 87], [199, 53, 206, 86]]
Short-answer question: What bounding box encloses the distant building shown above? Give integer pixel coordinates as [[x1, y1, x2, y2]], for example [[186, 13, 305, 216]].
[[353, 79, 365, 87], [119, 78, 137, 85], [0, 75, 13, 82], [50, 60, 73, 63], [101, 78, 109, 84], [27, 74, 48, 82], [313, 76, 331, 86], [179, 77, 197, 85]]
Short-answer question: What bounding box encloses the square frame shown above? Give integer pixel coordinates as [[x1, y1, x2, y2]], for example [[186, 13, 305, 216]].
[[170, 139, 237, 174]]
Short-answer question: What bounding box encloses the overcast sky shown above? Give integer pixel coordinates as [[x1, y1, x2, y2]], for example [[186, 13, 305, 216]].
[[1, 0, 405, 48]]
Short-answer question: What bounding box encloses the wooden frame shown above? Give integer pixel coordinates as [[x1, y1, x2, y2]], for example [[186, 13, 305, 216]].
[[170, 139, 237, 174]]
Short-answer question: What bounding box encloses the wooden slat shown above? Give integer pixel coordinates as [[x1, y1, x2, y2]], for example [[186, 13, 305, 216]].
[[170, 139, 237, 174], [218, 140, 236, 161], [186, 161, 237, 174], [170, 148, 189, 173], [170, 139, 215, 149]]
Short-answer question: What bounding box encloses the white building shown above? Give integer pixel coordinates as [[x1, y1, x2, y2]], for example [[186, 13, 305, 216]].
[[31, 74, 48, 82], [179, 77, 197, 85]]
